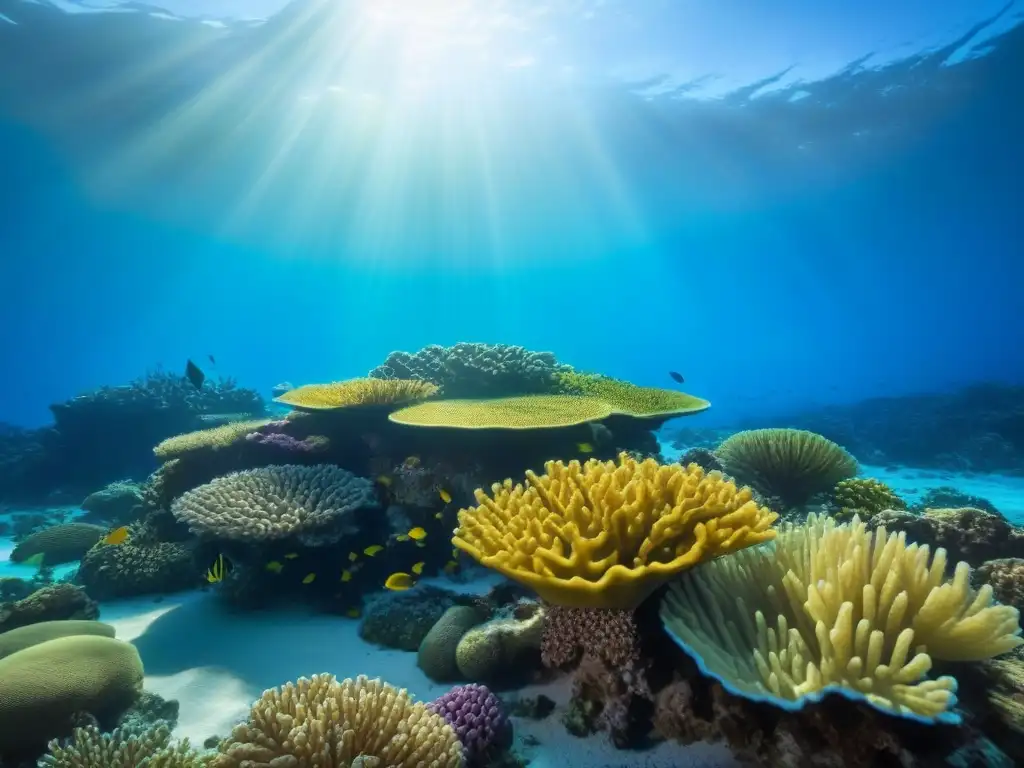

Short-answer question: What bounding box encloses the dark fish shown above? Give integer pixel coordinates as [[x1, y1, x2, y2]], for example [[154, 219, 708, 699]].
[[185, 359, 205, 390], [208, 354, 217, 365], [669, 371, 684, 384]]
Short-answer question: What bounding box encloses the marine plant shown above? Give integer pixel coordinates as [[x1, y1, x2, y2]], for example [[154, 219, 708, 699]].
[[452, 453, 777, 609], [274, 377, 439, 411], [715, 427, 859, 508], [660, 513, 1023, 724]]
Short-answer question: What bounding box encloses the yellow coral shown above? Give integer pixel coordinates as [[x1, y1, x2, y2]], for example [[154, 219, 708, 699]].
[[453, 453, 778, 609], [274, 378, 439, 411], [660, 513, 1023, 724], [153, 420, 271, 461], [389, 394, 615, 429], [833, 477, 906, 520], [555, 371, 710, 418], [209, 674, 462, 768]]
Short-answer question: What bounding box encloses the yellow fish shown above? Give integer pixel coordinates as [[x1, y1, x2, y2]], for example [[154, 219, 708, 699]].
[[348, 551, 360, 562], [265, 561, 284, 574], [340, 570, 352, 582], [102, 526, 130, 546], [345, 607, 361, 619], [364, 545, 384, 557], [376, 475, 393, 487], [284, 553, 299, 560], [384, 572, 415, 591], [408, 527, 427, 541], [396, 534, 409, 542], [411, 562, 425, 575], [577, 442, 594, 453], [434, 512, 443, 520], [302, 573, 316, 585], [21, 552, 45, 567], [403, 455, 421, 469], [439, 489, 452, 504], [206, 554, 229, 584]]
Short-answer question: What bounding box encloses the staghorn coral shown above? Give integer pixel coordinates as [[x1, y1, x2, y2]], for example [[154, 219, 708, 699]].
[[870, 506, 1024, 567], [832, 476, 906, 520], [975, 558, 1024, 614], [715, 428, 859, 508], [40, 723, 204, 767], [388, 394, 615, 430], [209, 674, 463, 767], [369, 342, 568, 398], [153, 420, 272, 462], [660, 513, 1023, 724], [428, 684, 510, 764], [453, 453, 777, 609], [554, 371, 710, 419], [274, 378, 439, 411], [171, 464, 376, 545]]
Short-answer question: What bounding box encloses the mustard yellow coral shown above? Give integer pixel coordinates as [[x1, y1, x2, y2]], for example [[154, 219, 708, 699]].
[[453, 453, 778, 609], [660, 513, 1023, 724], [153, 420, 271, 461], [274, 378, 439, 411], [555, 371, 710, 418], [833, 477, 906, 520], [389, 394, 615, 429]]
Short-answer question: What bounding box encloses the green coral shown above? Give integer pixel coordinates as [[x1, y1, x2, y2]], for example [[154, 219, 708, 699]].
[[554, 371, 710, 419], [39, 723, 205, 767], [832, 477, 906, 520], [0, 619, 115, 659], [10, 522, 108, 565]]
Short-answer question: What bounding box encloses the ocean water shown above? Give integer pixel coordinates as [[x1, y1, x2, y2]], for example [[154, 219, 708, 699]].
[[1, 1, 1023, 767]]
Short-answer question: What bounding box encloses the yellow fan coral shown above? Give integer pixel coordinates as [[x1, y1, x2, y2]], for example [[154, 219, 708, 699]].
[[660, 513, 1023, 724], [555, 371, 710, 418], [209, 674, 463, 768], [388, 394, 615, 429], [153, 420, 272, 461], [453, 453, 778, 609], [274, 378, 439, 410]]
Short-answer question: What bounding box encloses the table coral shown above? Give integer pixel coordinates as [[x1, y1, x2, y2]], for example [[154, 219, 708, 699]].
[[275, 378, 439, 410], [388, 394, 615, 429], [453, 453, 777, 609]]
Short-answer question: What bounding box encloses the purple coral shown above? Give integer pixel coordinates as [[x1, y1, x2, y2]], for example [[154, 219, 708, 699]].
[[428, 683, 509, 763]]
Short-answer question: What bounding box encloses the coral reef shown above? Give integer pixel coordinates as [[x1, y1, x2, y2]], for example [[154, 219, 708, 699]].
[[677, 447, 722, 473], [0, 583, 98, 634], [660, 513, 1022, 723], [428, 684, 511, 764], [153, 420, 273, 462], [0, 619, 115, 659], [453, 453, 777, 609], [170, 464, 376, 545], [832, 476, 906, 519], [369, 342, 568, 398], [79, 481, 145, 525], [209, 674, 463, 767], [359, 585, 468, 651], [39, 722, 204, 768], [274, 378, 439, 410], [10, 522, 108, 565], [77, 528, 200, 601], [975, 558, 1024, 614], [911, 485, 1001, 516], [870, 506, 1024, 567], [715, 428, 859, 508]]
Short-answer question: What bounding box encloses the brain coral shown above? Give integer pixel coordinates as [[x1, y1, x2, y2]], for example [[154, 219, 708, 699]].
[[389, 394, 615, 430], [209, 674, 463, 767], [453, 453, 777, 609], [171, 464, 376, 545], [0, 635, 144, 754], [660, 513, 1023, 724], [716, 428, 859, 508], [10, 522, 108, 565], [153, 420, 273, 462], [40, 723, 204, 768], [0, 619, 115, 659], [274, 378, 439, 410]]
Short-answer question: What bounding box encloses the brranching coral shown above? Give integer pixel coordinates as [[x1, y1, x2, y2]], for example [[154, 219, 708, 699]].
[[833, 476, 906, 519], [209, 674, 463, 768], [274, 378, 439, 410], [660, 513, 1023, 723], [170, 464, 376, 544], [453, 453, 778, 609], [40, 723, 204, 767], [428, 683, 509, 764]]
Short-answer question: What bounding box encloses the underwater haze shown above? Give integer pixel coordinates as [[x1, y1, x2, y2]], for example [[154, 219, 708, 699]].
[[0, 0, 1022, 427]]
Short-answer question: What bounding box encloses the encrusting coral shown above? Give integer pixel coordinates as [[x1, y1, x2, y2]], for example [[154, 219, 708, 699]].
[[453, 453, 777, 609], [171, 464, 376, 545], [715, 428, 859, 508], [209, 674, 464, 768], [39, 723, 205, 767], [832, 476, 906, 519], [975, 558, 1024, 613], [388, 394, 615, 430], [274, 378, 440, 411], [660, 513, 1023, 724], [153, 419, 273, 462]]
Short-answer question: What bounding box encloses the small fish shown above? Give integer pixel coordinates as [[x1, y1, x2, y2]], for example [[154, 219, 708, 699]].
[[439, 489, 452, 504], [197, 412, 256, 424], [265, 561, 284, 574], [411, 561, 425, 575], [364, 545, 384, 557], [284, 553, 299, 560], [376, 475, 393, 487], [576, 442, 594, 453], [434, 512, 443, 520], [345, 607, 361, 619], [208, 354, 217, 365], [669, 371, 685, 384], [442, 560, 459, 575], [396, 534, 410, 542], [21, 552, 45, 567], [451, 548, 459, 559], [102, 526, 130, 546], [384, 572, 415, 591], [415, 541, 427, 548], [302, 573, 316, 584], [348, 551, 359, 562], [340, 570, 353, 582], [408, 527, 427, 541], [185, 359, 205, 390], [206, 554, 229, 584], [403, 455, 421, 469]]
